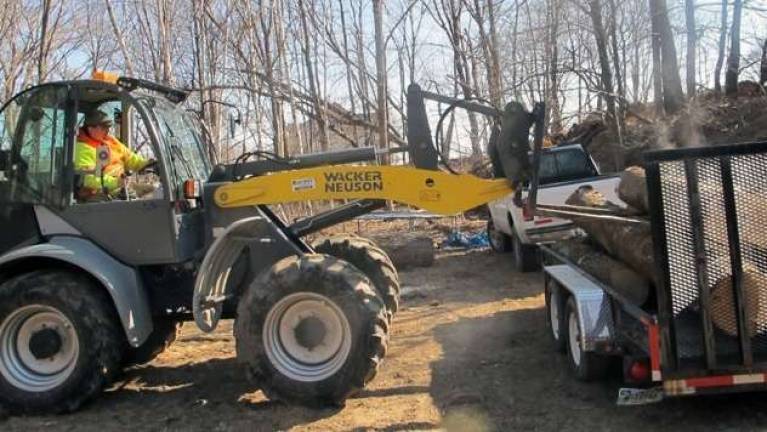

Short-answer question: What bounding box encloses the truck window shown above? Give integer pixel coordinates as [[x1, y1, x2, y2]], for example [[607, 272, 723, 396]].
[[537, 153, 558, 184], [555, 149, 598, 181], [534, 149, 597, 185]]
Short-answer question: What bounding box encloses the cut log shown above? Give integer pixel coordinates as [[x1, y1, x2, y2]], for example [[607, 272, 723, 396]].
[[369, 234, 435, 269], [565, 186, 659, 286], [551, 239, 651, 306], [711, 264, 767, 337], [618, 166, 649, 214]]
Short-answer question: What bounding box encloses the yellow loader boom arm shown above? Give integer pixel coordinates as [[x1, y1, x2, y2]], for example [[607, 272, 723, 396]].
[[214, 165, 513, 215]]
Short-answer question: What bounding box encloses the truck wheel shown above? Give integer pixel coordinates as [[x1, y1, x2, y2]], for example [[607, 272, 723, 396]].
[[545, 281, 567, 353], [0, 270, 123, 414], [564, 297, 609, 381], [123, 318, 182, 367], [487, 219, 511, 253], [512, 231, 539, 273], [235, 254, 389, 407], [312, 235, 400, 320]]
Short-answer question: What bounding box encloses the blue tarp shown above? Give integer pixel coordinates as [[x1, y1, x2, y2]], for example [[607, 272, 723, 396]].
[[442, 230, 490, 249]]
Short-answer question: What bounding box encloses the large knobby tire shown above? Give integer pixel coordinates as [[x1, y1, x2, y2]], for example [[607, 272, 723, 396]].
[[512, 231, 539, 273], [235, 254, 389, 407], [487, 219, 511, 253], [564, 297, 610, 381], [0, 270, 123, 414], [312, 234, 400, 320], [123, 318, 182, 367]]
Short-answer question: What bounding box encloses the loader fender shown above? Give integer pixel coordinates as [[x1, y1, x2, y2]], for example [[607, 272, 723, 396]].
[[0, 236, 153, 347], [194, 215, 303, 333]]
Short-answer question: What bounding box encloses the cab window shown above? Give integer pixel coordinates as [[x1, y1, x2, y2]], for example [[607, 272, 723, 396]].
[[3, 86, 69, 205]]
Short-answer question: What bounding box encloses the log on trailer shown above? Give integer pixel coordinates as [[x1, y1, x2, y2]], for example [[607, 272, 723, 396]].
[[564, 185, 660, 287], [564, 168, 767, 337], [711, 264, 767, 337], [617, 166, 649, 214], [551, 238, 651, 306]]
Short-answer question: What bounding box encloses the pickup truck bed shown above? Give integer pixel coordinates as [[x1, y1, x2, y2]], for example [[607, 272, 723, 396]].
[[487, 144, 623, 272]]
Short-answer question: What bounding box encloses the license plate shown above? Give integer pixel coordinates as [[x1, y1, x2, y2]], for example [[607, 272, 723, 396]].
[[616, 387, 664, 406]]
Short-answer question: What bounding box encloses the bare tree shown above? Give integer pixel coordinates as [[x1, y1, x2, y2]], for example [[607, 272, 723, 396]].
[[761, 38, 767, 86], [714, 0, 727, 93], [685, 0, 695, 97], [588, 0, 623, 169], [105, 0, 135, 76], [649, 0, 685, 114], [374, 0, 388, 154], [725, 0, 743, 95]]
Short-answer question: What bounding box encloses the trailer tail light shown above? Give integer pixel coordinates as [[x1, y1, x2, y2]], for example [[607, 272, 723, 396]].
[[628, 360, 650, 383], [184, 179, 201, 199]]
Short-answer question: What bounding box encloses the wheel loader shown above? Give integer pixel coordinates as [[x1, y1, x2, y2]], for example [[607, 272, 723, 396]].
[[0, 72, 538, 413]]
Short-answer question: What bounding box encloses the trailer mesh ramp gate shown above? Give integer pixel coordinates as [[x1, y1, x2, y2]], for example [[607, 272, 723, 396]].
[[646, 142, 767, 377]]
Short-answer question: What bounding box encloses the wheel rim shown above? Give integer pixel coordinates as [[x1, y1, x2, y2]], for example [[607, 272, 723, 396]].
[[0, 305, 80, 392], [549, 289, 560, 341], [263, 292, 352, 382], [568, 307, 582, 367]]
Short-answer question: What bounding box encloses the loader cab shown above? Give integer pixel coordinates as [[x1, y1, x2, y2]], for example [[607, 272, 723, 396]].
[[0, 80, 211, 264]]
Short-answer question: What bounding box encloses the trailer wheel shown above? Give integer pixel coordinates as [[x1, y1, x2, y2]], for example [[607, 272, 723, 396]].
[[312, 234, 400, 320], [0, 270, 123, 414], [487, 219, 511, 253], [512, 231, 539, 273], [564, 297, 609, 381], [235, 254, 388, 407], [123, 318, 182, 367], [545, 281, 566, 353]]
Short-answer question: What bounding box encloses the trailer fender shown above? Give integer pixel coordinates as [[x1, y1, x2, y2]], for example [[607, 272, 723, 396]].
[[0, 236, 153, 347], [545, 265, 615, 351]]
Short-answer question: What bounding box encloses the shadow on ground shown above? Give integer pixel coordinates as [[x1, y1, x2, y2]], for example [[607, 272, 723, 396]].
[[429, 305, 767, 432]]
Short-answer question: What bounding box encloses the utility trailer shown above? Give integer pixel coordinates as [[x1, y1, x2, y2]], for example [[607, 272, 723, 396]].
[[540, 141, 767, 401]]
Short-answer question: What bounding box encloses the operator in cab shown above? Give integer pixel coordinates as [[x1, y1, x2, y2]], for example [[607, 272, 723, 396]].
[[74, 110, 155, 201]]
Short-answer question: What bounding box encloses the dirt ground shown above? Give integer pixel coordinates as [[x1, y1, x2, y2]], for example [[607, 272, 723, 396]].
[[5, 239, 767, 431]]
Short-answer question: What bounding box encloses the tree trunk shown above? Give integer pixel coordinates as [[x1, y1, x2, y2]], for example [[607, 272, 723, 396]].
[[760, 38, 767, 86], [651, 0, 685, 114], [588, 0, 623, 169], [487, 0, 503, 108], [338, 0, 358, 140], [105, 0, 135, 76], [37, 0, 51, 83], [714, 0, 728, 93], [373, 0, 388, 156], [650, 2, 663, 115], [725, 0, 743, 96], [685, 0, 696, 97], [547, 0, 562, 134], [297, 0, 329, 151]]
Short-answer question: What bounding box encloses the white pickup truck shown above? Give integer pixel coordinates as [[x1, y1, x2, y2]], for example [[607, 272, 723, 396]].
[[487, 144, 622, 272]]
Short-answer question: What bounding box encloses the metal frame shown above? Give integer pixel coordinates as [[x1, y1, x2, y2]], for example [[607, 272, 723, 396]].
[[644, 141, 767, 379]]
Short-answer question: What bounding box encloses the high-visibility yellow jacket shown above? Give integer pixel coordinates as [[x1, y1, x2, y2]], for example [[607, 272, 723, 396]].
[[74, 129, 147, 196]]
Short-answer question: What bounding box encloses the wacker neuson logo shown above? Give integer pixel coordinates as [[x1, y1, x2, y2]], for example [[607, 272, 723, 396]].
[[324, 171, 383, 192]]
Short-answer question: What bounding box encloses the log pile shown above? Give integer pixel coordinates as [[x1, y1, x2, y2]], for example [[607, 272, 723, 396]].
[[369, 233, 435, 269], [554, 166, 767, 337]]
